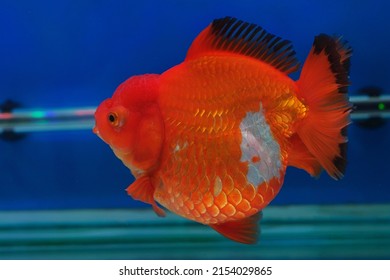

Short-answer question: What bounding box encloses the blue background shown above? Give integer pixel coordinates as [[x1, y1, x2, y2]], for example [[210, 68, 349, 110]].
[[0, 0, 389, 210]]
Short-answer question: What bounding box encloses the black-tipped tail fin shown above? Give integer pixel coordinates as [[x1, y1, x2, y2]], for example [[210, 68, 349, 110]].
[[295, 34, 352, 180]]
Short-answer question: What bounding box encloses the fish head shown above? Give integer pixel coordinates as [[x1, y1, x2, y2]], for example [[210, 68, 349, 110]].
[[94, 74, 164, 175], [93, 98, 133, 148]]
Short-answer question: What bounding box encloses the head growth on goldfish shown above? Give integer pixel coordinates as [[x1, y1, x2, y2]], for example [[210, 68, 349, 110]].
[[94, 17, 352, 244], [94, 74, 164, 176]]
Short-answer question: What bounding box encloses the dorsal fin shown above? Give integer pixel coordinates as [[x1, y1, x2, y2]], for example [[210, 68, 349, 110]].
[[186, 17, 300, 74]]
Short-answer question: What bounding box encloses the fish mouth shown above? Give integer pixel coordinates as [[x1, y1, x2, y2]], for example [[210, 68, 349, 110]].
[[93, 127, 105, 142], [93, 126, 100, 136]]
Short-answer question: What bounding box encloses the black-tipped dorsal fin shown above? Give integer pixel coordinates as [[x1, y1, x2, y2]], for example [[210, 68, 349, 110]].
[[186, 17, 300, 74]]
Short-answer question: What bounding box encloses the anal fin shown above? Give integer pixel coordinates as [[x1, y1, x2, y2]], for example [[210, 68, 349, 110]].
[[210, 212, 262, 244], [288, 134, 322, 177], [126, 176, 166, 217]]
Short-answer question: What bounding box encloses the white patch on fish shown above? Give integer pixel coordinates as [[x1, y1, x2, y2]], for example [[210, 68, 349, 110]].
[[239, 104, 281, 187]]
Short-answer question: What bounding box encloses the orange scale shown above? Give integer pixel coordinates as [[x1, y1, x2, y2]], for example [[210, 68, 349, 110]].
[[184, 200, 194, 211], [176, 196, 184, 208], [257, 182, 274, 203], [235, 171, 248, 189], [266, 177, 281, 196], [234, 211, 246, 219], [198, 175, 211, 194], [219, 165, 228, 179], [251, 193, 265, 208], [208, 205, 220, 217], [190, 191, 203, 204], [195, 164, 206, 179], [221, 203, 236, 217], [195, 202, 207, 214], [183, 206, 191, 216], [264, 186, 275, 201], [222, 174, 235, 195], [187, 176, 199, 190], [241, 184, 256, 201], [174, 190, 181, 198], [236, 198, 251, 212], [202, 192, 214, 208], [192, 209, 201, 218], [214, 192, 227, 209], [227, 188, 242, 206], [218, 213, 227, 221]]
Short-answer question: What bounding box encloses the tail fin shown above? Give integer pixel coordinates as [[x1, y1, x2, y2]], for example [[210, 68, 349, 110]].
[[294, 34, 352, 180]]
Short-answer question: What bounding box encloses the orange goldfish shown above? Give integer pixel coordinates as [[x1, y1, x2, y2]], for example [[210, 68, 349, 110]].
[[94, 17, 352, 244]]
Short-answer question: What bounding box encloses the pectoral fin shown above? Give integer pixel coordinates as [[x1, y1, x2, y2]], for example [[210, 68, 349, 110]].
[[126, 176, 166, 217]]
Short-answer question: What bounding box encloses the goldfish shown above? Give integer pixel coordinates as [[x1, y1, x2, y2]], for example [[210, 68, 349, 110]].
[[93, 17, 352, 244]]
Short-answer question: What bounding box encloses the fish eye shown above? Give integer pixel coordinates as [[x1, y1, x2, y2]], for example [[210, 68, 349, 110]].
[[108, 112, 120, 127], [106, 106, 128, 128], [108, 113, 116, 123]]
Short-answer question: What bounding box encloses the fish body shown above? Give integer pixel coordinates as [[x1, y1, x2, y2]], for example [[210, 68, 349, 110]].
[[156, 55, 303, 224], [94, 17, 352, 244]]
